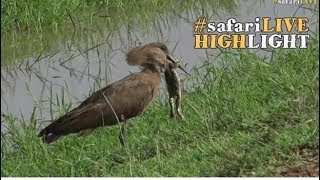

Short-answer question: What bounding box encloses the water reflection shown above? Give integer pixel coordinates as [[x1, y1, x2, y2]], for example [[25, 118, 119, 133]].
[[1, 0, 318, 125]]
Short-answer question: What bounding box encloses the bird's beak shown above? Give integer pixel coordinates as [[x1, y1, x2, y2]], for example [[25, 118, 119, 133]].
[[166, 54, 191, 76]]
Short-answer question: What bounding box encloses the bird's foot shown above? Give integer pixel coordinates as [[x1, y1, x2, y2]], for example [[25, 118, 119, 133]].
[[173, 59, 182, 69], [175, 59, 182, 65]]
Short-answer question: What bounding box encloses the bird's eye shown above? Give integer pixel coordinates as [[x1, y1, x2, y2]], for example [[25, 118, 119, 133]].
[[160, 46, 167, 50]]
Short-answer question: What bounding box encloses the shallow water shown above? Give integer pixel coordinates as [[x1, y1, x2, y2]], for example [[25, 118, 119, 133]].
[[1, 1, 318, 124]]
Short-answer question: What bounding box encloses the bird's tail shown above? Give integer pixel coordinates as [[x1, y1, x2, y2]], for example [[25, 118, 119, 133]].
[[37, 104, 101, 144]]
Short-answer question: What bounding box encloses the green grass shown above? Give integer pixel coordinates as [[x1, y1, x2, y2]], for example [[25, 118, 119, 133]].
[[1, 0, 130, 33], [1, 37, 319, 176]]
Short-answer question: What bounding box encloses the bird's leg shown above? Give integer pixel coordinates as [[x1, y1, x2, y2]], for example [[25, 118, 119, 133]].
[[169, 97, 176, 118], [118, 115, 127, 146], [175, 92, 184, 119]]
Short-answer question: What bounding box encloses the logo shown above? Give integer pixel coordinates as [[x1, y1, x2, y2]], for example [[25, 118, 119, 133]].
[[273, 0, 319, 4], [193, 17, 310, 49]]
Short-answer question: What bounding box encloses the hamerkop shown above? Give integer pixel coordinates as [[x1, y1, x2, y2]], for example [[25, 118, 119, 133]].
[[38, 42, 178, 145], [127, 43, 189, 119]]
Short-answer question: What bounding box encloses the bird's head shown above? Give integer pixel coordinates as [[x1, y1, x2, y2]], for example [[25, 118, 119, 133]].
[[126, 42, 177, 72]]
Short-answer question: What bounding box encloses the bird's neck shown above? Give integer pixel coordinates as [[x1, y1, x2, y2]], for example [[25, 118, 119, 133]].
[[142, 64, 162, 76], [140, 65, 162, 89]]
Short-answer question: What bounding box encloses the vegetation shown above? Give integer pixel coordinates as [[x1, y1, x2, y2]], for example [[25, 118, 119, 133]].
[[1, 0, 236, 33], [1, 36, 318, 176], [1, 0, 237, 66]]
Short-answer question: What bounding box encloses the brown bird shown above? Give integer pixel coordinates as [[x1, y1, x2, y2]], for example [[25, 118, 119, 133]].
[[127, 43, 189, 119], [38, 42, 177, 145]]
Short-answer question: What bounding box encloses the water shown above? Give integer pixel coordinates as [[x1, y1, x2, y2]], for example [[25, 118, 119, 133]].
[[1, 1, 318, 124]]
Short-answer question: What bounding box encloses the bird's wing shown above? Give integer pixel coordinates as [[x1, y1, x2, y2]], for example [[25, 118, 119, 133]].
[[79, 73, 140, 106], [39, 103, 109, 136], [79, 73, 158, 117]]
